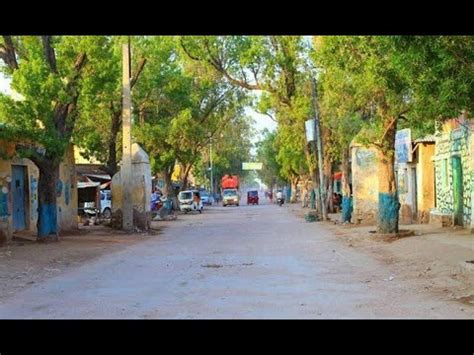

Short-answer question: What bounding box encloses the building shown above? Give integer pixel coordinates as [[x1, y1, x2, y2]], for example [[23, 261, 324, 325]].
[[0, 140, 77, 243], [350, 141, 379, 224], [396, 135, 436, 224], [351, 129, 436, 226], [430, 117, 473, 230]]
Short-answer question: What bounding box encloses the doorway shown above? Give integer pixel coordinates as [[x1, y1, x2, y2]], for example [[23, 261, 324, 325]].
[[12, 165, 28, 231], [411, 167, 417, 222], [452, 156, 464, 226]]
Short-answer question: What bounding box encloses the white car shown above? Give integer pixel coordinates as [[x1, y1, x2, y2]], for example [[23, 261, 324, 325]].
[[222, 189, 239, 207], [200, 192, 213, 205], [84, 190, 112, 218], [100, 190, 112, 218]]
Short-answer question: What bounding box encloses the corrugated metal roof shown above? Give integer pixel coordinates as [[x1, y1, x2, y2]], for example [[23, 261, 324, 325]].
[[414, 135, 436, 143], [77, 181, 100, 189]]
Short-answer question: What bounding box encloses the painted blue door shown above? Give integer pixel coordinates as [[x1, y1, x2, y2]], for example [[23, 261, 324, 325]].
[[12, 165, 27, 231]]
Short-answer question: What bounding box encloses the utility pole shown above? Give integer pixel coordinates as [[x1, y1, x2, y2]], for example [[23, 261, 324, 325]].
[[311, 78, 327, 220], [209, 135, 214, 196], [122, 40, 133, 231]]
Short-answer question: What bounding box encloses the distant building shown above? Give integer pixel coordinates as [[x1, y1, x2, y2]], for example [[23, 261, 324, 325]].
[[430, 117, 473, 230]]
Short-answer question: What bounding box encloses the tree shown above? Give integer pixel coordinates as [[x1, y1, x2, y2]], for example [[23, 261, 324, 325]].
[[131, 37, 249, 197], [313, 36, 414, 233], [73, 36, 147, 176], [0, 36, 94, 239], [313, 36, 474, 233], [180, 36, 315, 202], [193, 112, 254, 192], [313, 37, 363, 221], [255, 129, 285, 189], [391, 36, 474, 121]]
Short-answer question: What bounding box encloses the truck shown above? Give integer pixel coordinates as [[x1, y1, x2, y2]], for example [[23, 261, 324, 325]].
[[221, 175, 240, 207]]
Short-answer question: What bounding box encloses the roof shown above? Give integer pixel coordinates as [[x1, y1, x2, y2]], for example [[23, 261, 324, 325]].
[[414, 135, 436, 144], [76, 164, 109, 175], [83, 173, 111, 181], [77, 181, 100, 189]]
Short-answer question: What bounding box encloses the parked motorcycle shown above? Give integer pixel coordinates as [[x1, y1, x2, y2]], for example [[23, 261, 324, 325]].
[[151, 197, 163, 212]]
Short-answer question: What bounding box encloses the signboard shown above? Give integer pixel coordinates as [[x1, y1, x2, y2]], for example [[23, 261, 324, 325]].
[[242, 162, 263, 170], [305, 119, 315, 142], [395, 129, 412, 163]]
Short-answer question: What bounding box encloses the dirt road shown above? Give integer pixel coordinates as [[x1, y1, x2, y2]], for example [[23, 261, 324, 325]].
[[0, 201, 472, 318]]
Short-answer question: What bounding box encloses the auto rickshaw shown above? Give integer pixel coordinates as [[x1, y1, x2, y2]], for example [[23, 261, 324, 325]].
[[247, 190, 259, 205], [178, 190, 203, 214]]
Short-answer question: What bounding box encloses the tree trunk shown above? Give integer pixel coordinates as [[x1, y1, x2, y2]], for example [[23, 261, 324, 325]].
[[105, 111, 121, 176], [290, 176, 299, 203], [36, 161, 60, 240], [163, 168, 174, 198], [341, 146, 353, 223], [323, 155, 333, 213], [180, 164, 192, 191], [377, 120, 400, 234]]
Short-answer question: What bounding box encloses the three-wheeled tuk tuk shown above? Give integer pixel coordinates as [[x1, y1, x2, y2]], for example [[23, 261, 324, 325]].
[[247, 190, 259, 205]]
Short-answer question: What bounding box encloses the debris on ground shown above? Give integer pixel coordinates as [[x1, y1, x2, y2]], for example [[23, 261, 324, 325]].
[[153, 214, 177, 221], [304, 212, 319, 223], [201, 264, 223, 268]]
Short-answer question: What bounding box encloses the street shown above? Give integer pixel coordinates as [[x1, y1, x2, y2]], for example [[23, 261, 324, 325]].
[[0, 201, 471, 319]]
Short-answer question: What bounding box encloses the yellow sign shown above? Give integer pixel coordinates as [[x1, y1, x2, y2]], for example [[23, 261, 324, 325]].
[[242, 162, 262, 170]]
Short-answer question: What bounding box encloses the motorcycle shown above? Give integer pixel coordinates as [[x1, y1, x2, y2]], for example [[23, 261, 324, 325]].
[[151, 196, 163, 212], [277, 197, 284, 207]]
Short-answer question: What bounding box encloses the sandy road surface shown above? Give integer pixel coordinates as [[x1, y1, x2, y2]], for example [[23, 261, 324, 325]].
[[0, 201, 472, 318]]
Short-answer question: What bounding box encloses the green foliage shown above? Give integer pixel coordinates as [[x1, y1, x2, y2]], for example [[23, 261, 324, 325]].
[[255, 129, 285, 187], [313, 36, 474, 151], [180, 36, 314, 182], [0, 36, 108, 164]]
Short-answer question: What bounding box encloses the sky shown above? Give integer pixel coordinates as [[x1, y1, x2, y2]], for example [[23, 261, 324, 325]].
[[0, 73, 10, 94]]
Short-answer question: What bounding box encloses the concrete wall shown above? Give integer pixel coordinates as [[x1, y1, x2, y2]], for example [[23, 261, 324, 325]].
[[0, 152, 39, 241], [351, 144, 379, 224], [111, 143, 151, 230], [57, 144, 78, 232], [433, 119, 473, 227], [471, 132, 474, 231], [397, 161, 415, 224], [416, 143, 435, 223], [0, 141, 77, 242], [397, 143, 435, 224]]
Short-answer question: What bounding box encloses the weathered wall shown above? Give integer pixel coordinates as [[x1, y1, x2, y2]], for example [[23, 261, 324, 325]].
[[0, 141, 77, 242], [397, 143, 435, 224], [0, 139, 40, 240], [351, 145, 379, 224], [111, 143, 151, 230], [433, 121, 472, 227], [471, 132, 474, 231], [417, 143, 435, 223], [397, 161, 415, 225], [57, 144, 78, 232]]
